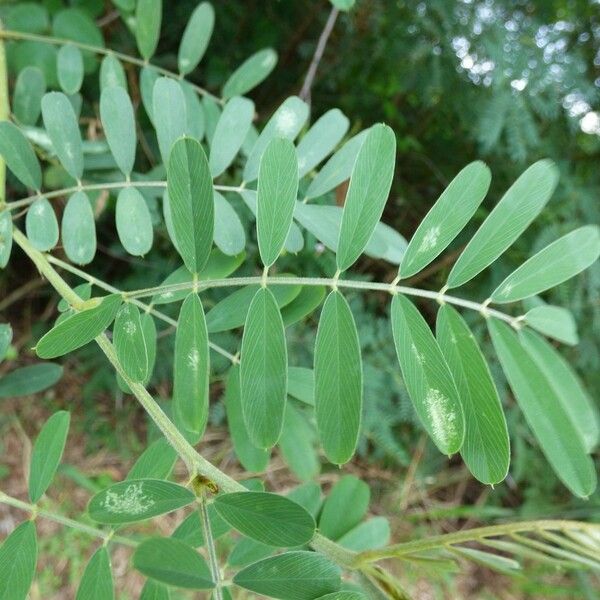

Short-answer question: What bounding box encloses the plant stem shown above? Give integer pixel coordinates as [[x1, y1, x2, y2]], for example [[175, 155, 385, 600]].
[[125, 275, 518, 326], [5, 180, 246, 212], [0, 491, 136, 547], [0, 29, 221, 103], [0, 20, 8, 206], [12, 227, 356, 568], [353, 519, 600, 565], [46, 255, 239, 364], [198, 494, 223, 598]]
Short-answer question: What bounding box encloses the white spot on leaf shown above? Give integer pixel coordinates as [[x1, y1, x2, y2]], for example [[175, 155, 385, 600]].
[[418, 225, 441, 253], [103, 482, 155, 515], [424, 388, 457, 450], [275, 107, 298, 136]]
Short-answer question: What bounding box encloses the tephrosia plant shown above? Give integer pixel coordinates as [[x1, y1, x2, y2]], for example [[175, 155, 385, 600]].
[[0, 1, 599, 599]]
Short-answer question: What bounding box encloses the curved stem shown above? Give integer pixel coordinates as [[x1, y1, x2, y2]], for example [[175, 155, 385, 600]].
[[5, 180, 245, 212], [0, 29, 221, 103], [353, 519, 600, 565], [46, 255, 239, 364], [0, 491, 136, 547], [126, 275, 519, 326]]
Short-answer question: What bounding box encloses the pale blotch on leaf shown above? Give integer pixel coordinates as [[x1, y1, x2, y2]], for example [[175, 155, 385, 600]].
[[124, 321, 137, 336], [418, 225, 441, 253], [425, 388, 457, 450], [103, 482, 155, 515], [411, 343, 425, 364], [187, 348, 200, 370], [275, 108, 297, 136]]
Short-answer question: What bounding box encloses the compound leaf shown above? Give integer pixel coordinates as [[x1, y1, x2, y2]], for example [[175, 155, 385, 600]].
[[447, 160, 559, 288], [336, 124, 396, 271], [213, 491, 316, 546], [240, 287, 287, 448], [400, 161, 491, 278], [390, 294, 464, 456], [257, 137, 299, 267], [491, 225, 600, 303], [436, 305, 509, 484], [314, 291, 362, 465], [167, 137, 214, 274], [28, 410, 70, 502]]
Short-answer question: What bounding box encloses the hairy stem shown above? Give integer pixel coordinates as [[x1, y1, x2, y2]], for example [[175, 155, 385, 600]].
[[0, 29, 221, 103], [353, 519, 600, 565], [198, 494, 223, 598], [0, 491, 136, 547], [12, 227, 356, 568]]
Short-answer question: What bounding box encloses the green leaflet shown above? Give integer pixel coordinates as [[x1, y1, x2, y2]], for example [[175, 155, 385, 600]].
[[400, 161, 491, 278], [281, 285, 326, 326], [240, 287, 287, 448], [100, 55, 127, 90], [488, 319, 596, 498], [62, 191, 96, 265], [213, 191, 246, 256], [524, 305, 578, 346], [172, 505, 231, 547], [337, 517, 391, 552], [202, 95, 221, 144], [26, 197, 59, 251], [115, 187, 154, 256], [127, 438, 177, 480], [100, 86, 136, 176], [76, 547, 114, 600], [447, 160, 559, 288], [0, 121, 42, 190], [153, 78, 187, 163], [336, 123, 396, 271], [228, 537, 275, 568], [41, 91, 83, 180], [287, 367, 315, 406], [318, 475, 369, 541], [118, 312, 156, 391], [0, 362, 63, 399], [318, 594, 365, 600], [390, 294, 464, 456], [491, 225, 600, 303], [36, 294, 121, 359], [305, 129, 369, 199], [13, 66, 46, 125], [209, 96, 254, 177], [0, 323, 12, 362], [181, 81, 205, 140], [57, 44, 83, 94], [88, 479, 195, 524], [167, 137, 214, 274], [314, 291, 362, 465], [28, 410, 70, 502], [436, 305, 509, 484], [296, 108, 350, 178], [133, 537, 214, 589], [114, 303, 148, 383], [240, 190, 304, 255], [140, 67, 159, 123], [206, 282, 301, 333], [174, 293, 210, 435], [225, 365, 270, 472], [279, 401, 320, 481], [222, 48, 278, 99], [58, 283, 91, 312], [213, 491, 316, 546], [140, 580, 170, 600], [244, 96, 309, 182], [178, 1, 215, 74], [233, 551, 341, 600], [519, 329, 599, 452], [0, 521, 37, 600], [0, 211, 12, 268], [135, 0, 162, 60], [450, 547, 520, 576], [257, 138, 299, 267], [287, 482, 322, 517]]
